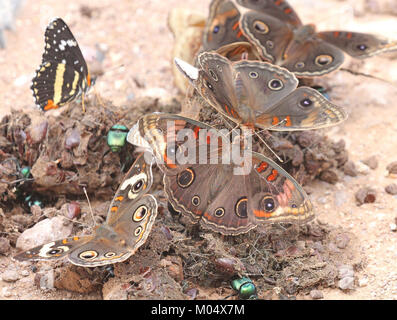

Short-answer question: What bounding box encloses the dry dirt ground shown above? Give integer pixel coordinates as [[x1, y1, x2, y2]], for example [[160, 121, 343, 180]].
[[0, 0, 397, 300]]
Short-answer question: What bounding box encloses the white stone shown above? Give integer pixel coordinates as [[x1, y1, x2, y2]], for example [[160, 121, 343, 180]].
[[15, 216, 73, 251]]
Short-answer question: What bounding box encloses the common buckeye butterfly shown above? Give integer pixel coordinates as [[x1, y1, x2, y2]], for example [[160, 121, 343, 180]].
[[203, 0, 397, 77], [175, 52, 347, 130], [127, 113, 314, 236], [14, 153, 158, 267]]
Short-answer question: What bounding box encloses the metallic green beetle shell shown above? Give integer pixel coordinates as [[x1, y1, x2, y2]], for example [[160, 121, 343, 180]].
[[107, 124, 128, 152], [231, 277, 258, 300]]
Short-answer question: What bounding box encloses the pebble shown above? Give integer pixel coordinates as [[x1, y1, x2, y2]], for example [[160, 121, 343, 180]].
[[343, 161, 358, 177], [339, 265, 354, 279], [1, 287, 12, 298], [355, 161, 370, 175], [319, 169, 339, 184], [362, 156, 378, 170], [34, 270, 55, 290], [16, 216, 73, 251], [338, 277, 355, 290], [1, 270, 21, 282], [386, 161, 397, 175], [355, 187, 376, 206], [310, 289, 324, 299], [335, 233, 350, 249], [0, 237, 11, 254], [385, 183, 397, 195], [358, 277, 369, 287], [390, 223, 397, 232]]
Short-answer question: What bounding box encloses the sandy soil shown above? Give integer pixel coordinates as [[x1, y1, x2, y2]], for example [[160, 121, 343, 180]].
[[0, 0, 397, 300]]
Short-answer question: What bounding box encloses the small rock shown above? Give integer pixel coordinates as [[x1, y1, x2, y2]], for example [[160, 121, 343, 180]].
[[34, 270, 55, 290], [1, 287, 12, 298], [102, 278, 128, 300], [0, 237, 11, 254], [390, 223, 397, 232], [16, 216, 73, 251], [338, 277, 355, 290], [65, 202, 81, 219], [319, 169, 339, 184], [335, 233, 350, 249], [386, 161, 397, 175], [21, 270, 29, 277], [339, 265, 354, 279], [355, 161, 370, 175], [358, 277, 368, 287], [343, 161, 357, 177], [310, 289, 324, 299], [362, 156, 378, 170], [355, 187, 376, 206], [1, 270, 20, 282], [385, 184, 397, 195]]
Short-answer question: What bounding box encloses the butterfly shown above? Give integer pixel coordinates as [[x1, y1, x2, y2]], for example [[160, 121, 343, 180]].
[[174, 52, 347, 131], [127, 113, 314, 236], [31, 17, 93, 111], [14, 153, 158, 267], [203, 0, 397, 77]]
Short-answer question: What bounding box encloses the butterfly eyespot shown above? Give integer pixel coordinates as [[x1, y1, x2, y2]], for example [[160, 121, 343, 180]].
[[235, 197, 248, 218], [134, 226, 143, 237], [300, 98, 313, 108], [206, 81, 214, 91], [295, 61, 305, 69], [356, 44, 367, 51], [133, 205, 148, 222], [253, 20, 269, 34], [191, 196, 200, 206], [213, 25, 220, 34], [177, 168, 195, 188], [266, 40, 274, 49], [104, 252, 116, 258], [209, 69, 218, 81], [214, 207, 225, 217], [132, 179, 144, 193], [268, 79, 284, 91], [261, 196, 276, 213], [249, 71, 258, 78], [315, 54, 333, 66], [79, 250, 98, 260], [48, 248, 63, 255]]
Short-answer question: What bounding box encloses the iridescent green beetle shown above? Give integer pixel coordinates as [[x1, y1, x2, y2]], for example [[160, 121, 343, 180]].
[[20, 166, 31, 178], [231, 277, 258, 300], [107, 124, 129, 152]]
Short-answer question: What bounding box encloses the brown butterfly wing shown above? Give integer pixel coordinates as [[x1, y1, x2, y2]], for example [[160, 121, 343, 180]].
[[196, 52, 242, 123], [239, 10, 294, 62], [135, 114, 314, 235], [203, 0, 248, 50], [13, 236, 93, 262], [68, 194, 158, 267], [281, 37, 345, 76], [317, 31, 397, 59], [233, 59, 298, 115], [215, 41, 262, 61], [234, 0, 302, 27], [106, 153, 154, 225], [254, 86, 347, 130]]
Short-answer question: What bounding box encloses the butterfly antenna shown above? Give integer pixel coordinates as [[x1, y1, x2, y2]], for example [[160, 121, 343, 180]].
[[83, 186, 97, 227], [252, 130, 284, 163], [340, 68, 393, 84]]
